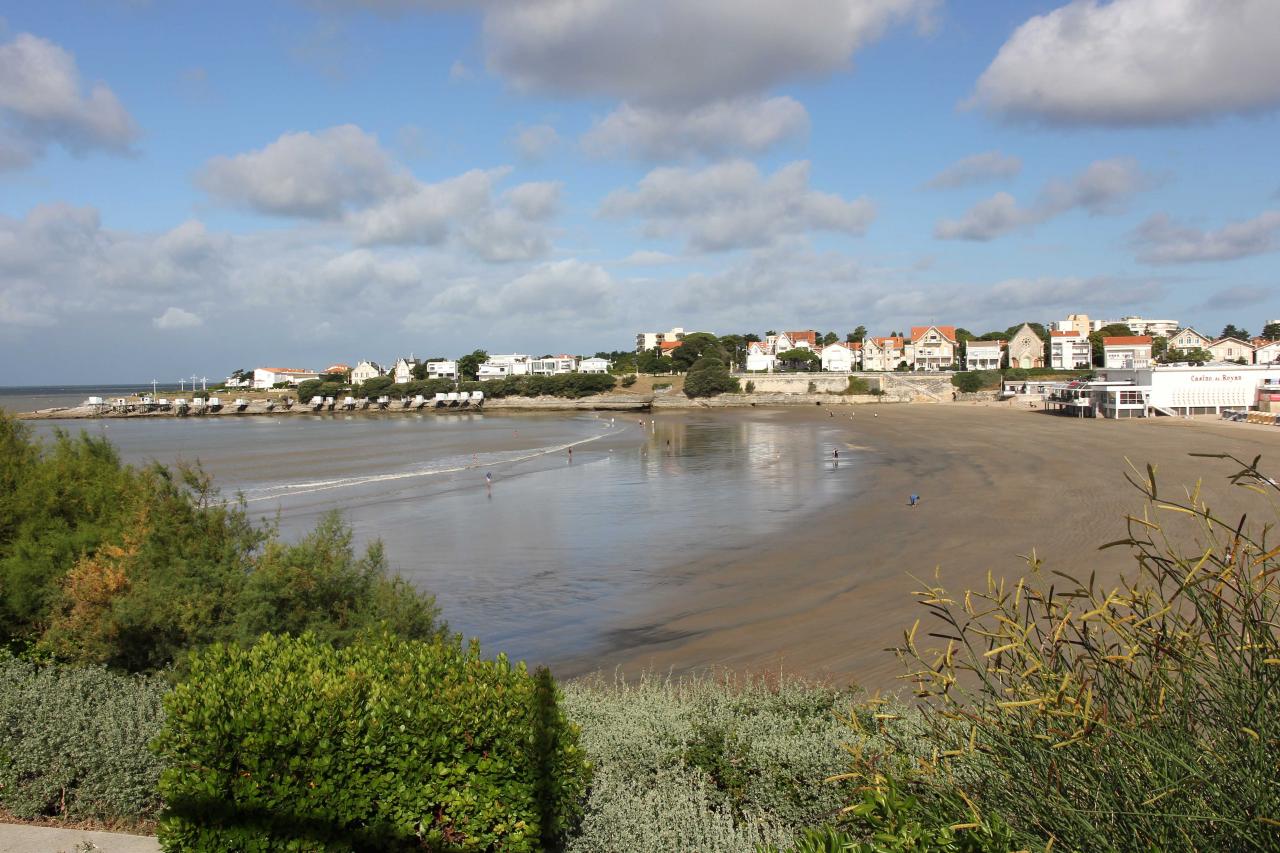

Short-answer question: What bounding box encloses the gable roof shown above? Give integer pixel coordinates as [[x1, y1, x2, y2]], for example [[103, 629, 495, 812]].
[[258, 367, 316, 375], [870, 336, 904, 348], [910, 325, 956, 343], [1103, 336, 1152, 346], [966, 339, 1004, 349], [785, 330, 817, 346], [659, 340, 683, 352], [1210, 337, 1254, 348]]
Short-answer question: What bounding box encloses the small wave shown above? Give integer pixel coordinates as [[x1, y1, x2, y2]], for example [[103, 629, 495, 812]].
[[242, 422, 620, 503]]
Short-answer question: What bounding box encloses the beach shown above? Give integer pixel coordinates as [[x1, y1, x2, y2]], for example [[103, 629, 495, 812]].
[[568, 404, 1280, 690]]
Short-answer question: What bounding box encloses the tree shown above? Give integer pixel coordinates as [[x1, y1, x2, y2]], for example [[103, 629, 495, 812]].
[[718, 334, 746, 369], [358, 375, 394, 396], [683, 357, 740, 398], [1089, 323, 1136, 366], [637, 350, 674, 375], [821, 331, 839, 346], [776, 348, 819, 371], [669, 332, 726, 371], [1221, 324, 1250, 341], [847, 326, 868, 343], [1151, 336, 1169, 361], [1261, 322, 1280, 341], [457, 350, 488, 381], [1167, 347, 1213, 365], [951, 371, 985, 393]]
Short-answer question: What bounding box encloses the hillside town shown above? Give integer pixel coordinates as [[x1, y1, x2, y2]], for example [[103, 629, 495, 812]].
[[232, 314, 1280, 392]]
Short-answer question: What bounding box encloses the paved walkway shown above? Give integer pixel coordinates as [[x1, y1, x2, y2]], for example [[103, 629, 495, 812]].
[[0, 823, 159, 852]]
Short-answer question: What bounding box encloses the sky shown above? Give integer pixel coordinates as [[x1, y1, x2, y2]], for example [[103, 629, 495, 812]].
[[1, 0, 1279, 383]]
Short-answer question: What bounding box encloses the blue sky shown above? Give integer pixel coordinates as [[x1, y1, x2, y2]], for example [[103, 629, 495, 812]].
[[2, 0, 1278, 382]]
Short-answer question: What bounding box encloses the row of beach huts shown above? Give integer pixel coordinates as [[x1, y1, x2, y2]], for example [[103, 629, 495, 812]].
[[85, 391, 485, 416]]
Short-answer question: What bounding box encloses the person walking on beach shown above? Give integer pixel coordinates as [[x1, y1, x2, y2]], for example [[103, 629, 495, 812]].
[[833, 449, 839, 460], [485, 472, 492, 492], [567, 447, 573, 462], [908, 494, 919, 508]]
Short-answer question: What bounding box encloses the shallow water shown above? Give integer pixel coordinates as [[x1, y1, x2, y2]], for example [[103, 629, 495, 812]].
[[28, 410, 862, 668]]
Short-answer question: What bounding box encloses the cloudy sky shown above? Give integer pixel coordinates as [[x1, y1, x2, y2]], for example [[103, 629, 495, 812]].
[[2, 0, 1279, 382]]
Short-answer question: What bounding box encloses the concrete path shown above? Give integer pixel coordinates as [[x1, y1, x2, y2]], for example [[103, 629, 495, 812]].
[[0, 823, 159, 852]]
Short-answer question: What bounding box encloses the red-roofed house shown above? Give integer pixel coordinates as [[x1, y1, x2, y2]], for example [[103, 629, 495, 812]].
[[1050, 330, 1091, 369], [1103, 336, 1152, 369], [863, 336, 906, 371], [784, 330, 818, 349], [324, 363, 352, 376], [909, 326, 957, 371], [252, 367, 321, 389], [1208, 337, 1254, 364], [819, 341, 859, 372], [659, 340, 683, 357]]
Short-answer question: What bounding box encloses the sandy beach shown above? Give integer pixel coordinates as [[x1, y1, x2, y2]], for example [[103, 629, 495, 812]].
[[568, 404, 1280, 691]]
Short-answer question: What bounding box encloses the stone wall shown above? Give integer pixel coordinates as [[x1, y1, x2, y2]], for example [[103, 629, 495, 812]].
[[733, 373, 879, 394]]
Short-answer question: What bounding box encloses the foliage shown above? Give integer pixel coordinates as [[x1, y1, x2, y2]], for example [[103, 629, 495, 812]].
[[620, 374, 637, 388], [1262, 322, 1280, 341], [1001, 368, 1027, 381], [684, 357, 740, 398], [1088, 323, 1136, 366], [0, 412, 444, 673], [745, 380, 756, 393], [778, 348, 820, 370], [845, 377, 870, 395], [561, 672, 854, 853], [388, 378, 455, 398], [1221, 323, 1251, 341], [1164, 346, 1213, 365], [357, 374, 395, 396], [670, 332, 729, 371], [847, 326, 867, 343], [297, 379, 348, 402], [0, 650, 166, 824], [154, 633, 588, 852], [859, 453, 1280, 851], [457, 349, 488, 382], [949, 372, 984, 393], [458, 373, 616, 399]]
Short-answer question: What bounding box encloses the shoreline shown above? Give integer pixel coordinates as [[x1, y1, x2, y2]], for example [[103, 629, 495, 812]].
[[555, 404, 1280, 691]]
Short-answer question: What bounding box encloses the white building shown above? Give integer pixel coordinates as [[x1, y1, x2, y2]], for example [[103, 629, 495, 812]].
[[1208, 337, 1254, 364], [1167, 328, 1212, 354], [425, 360, 458, 380], [391, 358, 419, 384], [964, 339, 1004, 371], [909, 326, 957, 371], [1095, 364, 1280, 417], [1103, 336, 1152, 369], [531, 355, 577, 375], [819, 341, 859, 372], [579, 357, 610, 374], [863, 336, 907, 371], [224, 374, 251, 389], [351, 361, 384, 384], [745, 340, 776, 372], [635, 327, 684, 352], [1052, 314, 1098, 336], [252, 367, 320, 390], [1008, 324, 1045, 369], [1256, 341, 1280, 365], [1049, 331, 1091, 369], [478, 354, 531, 380], [1106, 316, 1180, 337]]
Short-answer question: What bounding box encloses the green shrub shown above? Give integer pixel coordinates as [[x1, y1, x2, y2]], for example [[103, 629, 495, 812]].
[[653, 382, 672, 391], [0, 651, 166, 824], [620, 374, 637, 388], [154, 633, 589, 852], [561, 672, 853, 852], [845, 377, 870, 395], [745, 380, 756, 393], [1001, 368, 1027, 381], [458, 373, 616, 399], [683, 360, 740, 398], [856, 453, 1280, 851]]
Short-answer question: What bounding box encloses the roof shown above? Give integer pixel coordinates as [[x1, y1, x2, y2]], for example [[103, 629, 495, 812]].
[[1210, 337, 1254, 348], [1050, 330, 1083, 338], [967, 339, 1004, 348], [324, 363, 351, 372], [870, 336, 904, 348], [659, 340, 683, 351], [911, 325, 957, 343], [1103, 336, 1153, 345], [785, 330, 817, 345], [258, 367, 316, 374]]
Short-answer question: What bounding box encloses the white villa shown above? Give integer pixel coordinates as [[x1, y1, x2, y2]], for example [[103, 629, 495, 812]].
[[1168, 328, 1213, 353], [252, 367, 320, 389], [910, 326, 957, 371], [478, 354, 531, 380], [531, 355, 578, 375], [819, 341, 859, 372], [1208, 337, 1254, 364], [1256, 341, 1280, 365], [863, 336, 907, 371], [745, 340, 776, 372], [579, 357, 611, 374], [1050, 331, 1091, 369], [964, 339, 1004, 371], [1103, 336, 1152, 369], [425, 360, 458, 380], [351, 361, 384, 384], [392, 358, 418, 384]]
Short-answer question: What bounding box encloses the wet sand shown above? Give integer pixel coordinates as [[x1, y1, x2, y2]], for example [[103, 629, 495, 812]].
[[568, 405, 1280, 691]]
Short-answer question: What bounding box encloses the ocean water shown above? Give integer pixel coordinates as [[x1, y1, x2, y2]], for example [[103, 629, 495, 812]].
[[0, 384, 183, 414], [25, 410, 861, 668]]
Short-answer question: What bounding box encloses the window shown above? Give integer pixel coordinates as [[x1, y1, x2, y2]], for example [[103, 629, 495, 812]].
[[1119, 390, 1144, 405]]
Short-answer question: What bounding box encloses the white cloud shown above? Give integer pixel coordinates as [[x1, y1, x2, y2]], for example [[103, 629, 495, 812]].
[[416, 258, 619, 325], [448, 59, 474, 82], [198, 124, 408, 218], [153, 306, 203, 330], [514, 123, 559, 160], [484, 0, 936, 107], [970, 0, 1280, 126], [923, 150, 1021, 190], [0, 32, 138, 170], [619, 250, 679, 266], [582, 96, 808, 160], [601, 160, 876, 252], [935, 158, 1151, 241], [1132, 210, 1280, 264], [504, 181, 561, 220]]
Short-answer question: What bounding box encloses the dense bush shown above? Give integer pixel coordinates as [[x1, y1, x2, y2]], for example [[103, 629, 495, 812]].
[[845, 377, 870, 395], [296, 379, 348, 402], [0, 651, 166, 825], [457, 373, 616, 399], [560, 672, 852, 852], [683, 357, 740, 398], [848, 453, 1280, 851], [949, 371, 998, 393], [0, 411, 444, 673], [154, 634, 588, 851], [620, 374, 637, 388]]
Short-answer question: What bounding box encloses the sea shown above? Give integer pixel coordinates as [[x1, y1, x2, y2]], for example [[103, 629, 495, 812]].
[[3, 386, 862, 669]]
